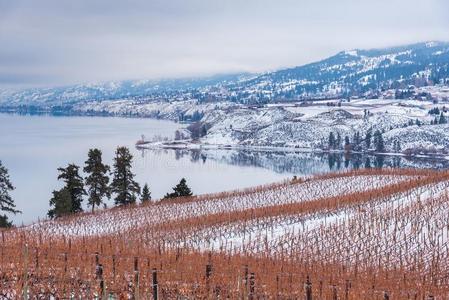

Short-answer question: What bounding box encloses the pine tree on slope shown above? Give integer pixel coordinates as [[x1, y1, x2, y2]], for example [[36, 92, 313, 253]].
[[141, 183, 151, 202], [328, 132, 336, 150], [439, 112, 447, 124], [84, 148, 110, 212], [0, 160, 19, 214], [365, 128, 372, 150], [56, 164, 86, 213], [110, 147, 140, 206], [164, 178, 193, 199], [48, 188, 72, 219], [373, 130, 385, 153], [0, 160, 20, 227]]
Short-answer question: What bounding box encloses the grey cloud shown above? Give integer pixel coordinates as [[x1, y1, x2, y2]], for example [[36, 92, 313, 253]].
[[0, 0, 448, 88]]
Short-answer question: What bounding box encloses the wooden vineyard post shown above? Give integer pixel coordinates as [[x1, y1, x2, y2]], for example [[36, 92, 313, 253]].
[[34, 247, 39, 276], [206, 262, 213, 295], [383, 291, 389, 300], [22, 245, 29, 300], [152, 268, 158, 300], [95, 252, 100, 267], [134, 257, 140, 299], [319, 280, 323, 298], [112, 255, 116, 279], [95, 252, 105, 299], [248, 272, 255, 300], [1, 231, 4, 266], [305, 276, 312, 300], [63, 252, 68, 298], [276, 275, 280, 298], [332, 284, 338, 300], [345, 279, 350, 300], [244, 264, 249, 298], [98, 264, 105, 299]]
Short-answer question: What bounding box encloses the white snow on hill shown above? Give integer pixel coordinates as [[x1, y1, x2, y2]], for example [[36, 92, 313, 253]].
[[199, 99, 449, 152]]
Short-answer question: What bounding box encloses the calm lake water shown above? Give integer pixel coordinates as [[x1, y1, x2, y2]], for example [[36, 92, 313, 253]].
[[1, 113, 448, 225]]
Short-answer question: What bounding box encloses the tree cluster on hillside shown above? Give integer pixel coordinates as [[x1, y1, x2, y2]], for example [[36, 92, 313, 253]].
[[328, 128, 385, 154], [187, 122, 209, 140], [429, 112, 448, 125], [163, 178, 193, 199], [428, 107, 441, 115], [48, 147, 193, 219]]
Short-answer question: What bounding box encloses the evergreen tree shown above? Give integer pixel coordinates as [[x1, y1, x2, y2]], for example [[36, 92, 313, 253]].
[[110, 147, 140, 206], [328, 132, 336, 150], [84, 149, 110, 212], [439, 112, 447, 124], [48, 188, 72, 219], [57, 164, 86, 213], [0, 160, 20, 216], [365, 128, 372, 150], [164, 178, 193, 199], [393, 139, 401, 153], [141, 183, 151, 202], [344, 136, 351, 153], [0, 215, 12, 228], [336, 133, 342, 150], [364, 157, 371, 169], [352, 131, 361, 152], [373, 130, 385, 153]]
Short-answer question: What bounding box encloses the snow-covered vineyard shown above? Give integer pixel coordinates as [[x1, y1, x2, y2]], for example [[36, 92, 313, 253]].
[[2, 169, 449, 298]]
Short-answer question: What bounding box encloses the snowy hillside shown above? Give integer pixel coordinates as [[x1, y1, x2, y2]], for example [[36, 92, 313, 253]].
[[1, 41, 448, 106], [199, 98, 449, 154], [230, 41, 449, 102]]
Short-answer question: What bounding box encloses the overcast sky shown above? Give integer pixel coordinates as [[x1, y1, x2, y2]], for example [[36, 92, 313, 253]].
[[1, 0, 448, 88]]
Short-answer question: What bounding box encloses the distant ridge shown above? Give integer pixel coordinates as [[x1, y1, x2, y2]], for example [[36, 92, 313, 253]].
[[1, 41, 448, 106]]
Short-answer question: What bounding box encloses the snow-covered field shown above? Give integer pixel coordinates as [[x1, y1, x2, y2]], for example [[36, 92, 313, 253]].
[[23, 173, 413, 237], [190, 180, 449, 258]]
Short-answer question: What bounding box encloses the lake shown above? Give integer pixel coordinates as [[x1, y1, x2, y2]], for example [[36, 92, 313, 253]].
[[1, 113, 448, 225]]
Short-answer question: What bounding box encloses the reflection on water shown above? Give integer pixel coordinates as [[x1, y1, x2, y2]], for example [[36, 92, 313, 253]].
[[139, 148, 449, 176]]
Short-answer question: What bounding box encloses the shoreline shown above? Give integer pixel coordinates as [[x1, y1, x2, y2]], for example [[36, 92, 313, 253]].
[[137, 140, 449, 161], [3, 110, 448, 161]]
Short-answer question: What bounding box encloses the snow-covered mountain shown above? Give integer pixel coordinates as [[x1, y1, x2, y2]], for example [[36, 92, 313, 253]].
[[0, 74, 248, 106], [1, 41, 448, 107], [2, 41, 449, 154], [226, 41, 449, 103]]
